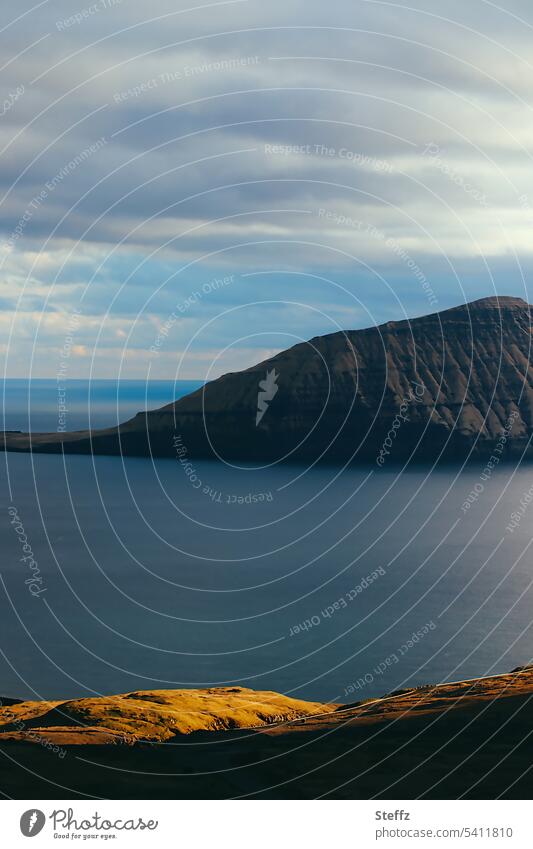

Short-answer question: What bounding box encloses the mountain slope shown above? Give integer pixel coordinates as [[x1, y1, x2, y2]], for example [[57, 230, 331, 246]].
[[3, 295, 533, 463]]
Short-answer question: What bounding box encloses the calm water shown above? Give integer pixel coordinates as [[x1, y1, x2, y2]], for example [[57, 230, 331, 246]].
[[1, 383, 533, 703]]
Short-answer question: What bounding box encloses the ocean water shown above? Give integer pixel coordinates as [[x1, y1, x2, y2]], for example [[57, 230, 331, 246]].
[[1, 378, 203, 432], [1, 382, 533, 704]]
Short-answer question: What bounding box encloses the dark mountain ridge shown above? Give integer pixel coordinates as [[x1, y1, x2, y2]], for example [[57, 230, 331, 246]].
[[3, 295, 533, 464]]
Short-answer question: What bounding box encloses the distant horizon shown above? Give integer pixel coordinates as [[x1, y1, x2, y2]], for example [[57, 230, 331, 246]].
[[0, 375, 202, 383]]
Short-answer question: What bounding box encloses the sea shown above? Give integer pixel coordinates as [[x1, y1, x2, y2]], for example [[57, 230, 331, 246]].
[[1, 379, 533, 703]]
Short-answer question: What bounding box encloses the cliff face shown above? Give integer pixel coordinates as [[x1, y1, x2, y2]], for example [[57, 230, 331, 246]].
[[3, 295, 533, 463]]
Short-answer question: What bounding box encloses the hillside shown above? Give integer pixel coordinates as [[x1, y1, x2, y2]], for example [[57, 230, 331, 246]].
[[0, 686, 333, 746], [2, 667, 533, 798]]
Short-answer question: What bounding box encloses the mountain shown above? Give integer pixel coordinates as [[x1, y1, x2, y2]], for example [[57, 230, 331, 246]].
[[3, 295, 533, 463]]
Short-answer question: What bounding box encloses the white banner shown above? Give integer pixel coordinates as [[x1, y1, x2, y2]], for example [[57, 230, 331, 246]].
[[0, 800, 529, 847]]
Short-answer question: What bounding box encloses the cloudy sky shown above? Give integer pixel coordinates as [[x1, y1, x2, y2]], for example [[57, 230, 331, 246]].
[[2, 0, 533, 378]]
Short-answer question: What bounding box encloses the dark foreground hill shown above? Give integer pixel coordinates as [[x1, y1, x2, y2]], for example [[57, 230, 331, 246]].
[[3, 295, 533, 463], [2, 668, 533, 798]]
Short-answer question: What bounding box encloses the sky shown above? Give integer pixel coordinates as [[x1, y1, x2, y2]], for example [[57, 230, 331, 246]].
[[2, 0, 533, 379]]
